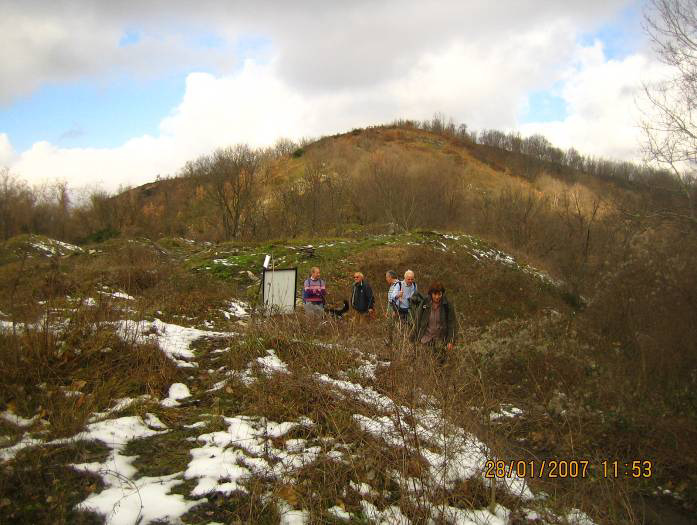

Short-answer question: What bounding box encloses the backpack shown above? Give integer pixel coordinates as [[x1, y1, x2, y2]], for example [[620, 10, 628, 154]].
[[392, 280, 417, 314], [408, 291, 426, 319]]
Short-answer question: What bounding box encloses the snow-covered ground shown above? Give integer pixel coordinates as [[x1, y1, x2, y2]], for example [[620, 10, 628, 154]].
[[115, 318, 238, 368], [28, 236, 84, 257], [222, 299, 250, 319], [0, 311, 595, 525], [98, 287, 135, 301]]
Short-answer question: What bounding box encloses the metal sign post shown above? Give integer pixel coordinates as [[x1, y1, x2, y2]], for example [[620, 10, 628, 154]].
[[260, 253, 297, 314]]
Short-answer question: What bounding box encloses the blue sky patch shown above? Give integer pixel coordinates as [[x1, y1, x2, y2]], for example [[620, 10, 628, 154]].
[[521, 3, 643, 124], [118, 29, 141, 47], [0, 30, 275, 153], [521, 90, 568, 123], [195, 32, 226, 49], [579, 3, 644, 60], [0, 74, 186, 152]]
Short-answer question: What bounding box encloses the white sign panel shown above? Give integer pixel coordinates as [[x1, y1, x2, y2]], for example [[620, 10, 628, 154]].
[[262, 268, 297, 314]]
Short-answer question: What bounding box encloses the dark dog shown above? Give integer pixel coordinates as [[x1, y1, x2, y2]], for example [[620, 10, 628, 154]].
[[325, 300, 349, 319]]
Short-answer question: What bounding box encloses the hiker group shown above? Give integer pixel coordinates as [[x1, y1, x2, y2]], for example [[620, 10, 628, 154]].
[[302, 266, 456, 355]]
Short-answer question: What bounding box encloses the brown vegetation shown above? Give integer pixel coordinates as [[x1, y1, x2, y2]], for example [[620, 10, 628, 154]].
[[1, 117, 696, 522]]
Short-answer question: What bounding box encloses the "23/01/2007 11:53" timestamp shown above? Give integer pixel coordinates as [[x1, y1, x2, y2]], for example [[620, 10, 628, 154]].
[[484, 459, 653, 479]]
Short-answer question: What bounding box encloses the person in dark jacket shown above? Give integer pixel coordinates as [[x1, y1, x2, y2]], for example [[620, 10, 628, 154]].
[[409, 281, 456, 355], [351, 272, 375, 322]]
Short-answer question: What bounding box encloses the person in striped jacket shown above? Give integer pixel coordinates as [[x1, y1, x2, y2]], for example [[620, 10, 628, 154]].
[[303, 266, 326, 318]]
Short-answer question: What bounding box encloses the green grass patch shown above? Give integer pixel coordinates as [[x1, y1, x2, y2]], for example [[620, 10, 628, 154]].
[[180, 479, 279, 524], [126, 429, 198, 478]]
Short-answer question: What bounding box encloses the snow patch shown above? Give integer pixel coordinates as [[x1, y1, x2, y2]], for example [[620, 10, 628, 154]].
[[278, 499, 310, 524], [0, 320, 19, 331], [161, 383, 191, 407], [566, 508, 597, 525], [320, 373, 534, 501], [116, 318, 236, 367], [78, 473, 197, 525], [67, 416, 198, 525], [490, 404, 524, 421], [256, 349, 290, 375], [144, 413, 168, 430], [315, 373, 395, 411], [327, 505, 352, 521], [1, 410, 39, 428], [98, 290, 135, 301], [223, 299, 250, 319], [0, 433, 44, 462], [185, 415, 315, 497], [360, 500, 411, 524], [208, 378, 229, 392], [28, 237, 83, 257], [89, 396, 153, 423]]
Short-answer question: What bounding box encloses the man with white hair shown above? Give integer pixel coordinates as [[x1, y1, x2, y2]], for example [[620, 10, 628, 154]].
[[395, 270, 418, 323], [351, 271, 375, 322]]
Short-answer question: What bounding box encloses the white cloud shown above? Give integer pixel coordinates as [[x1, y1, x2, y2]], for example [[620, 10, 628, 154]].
[[0, 4, 234, 105], [10, 39, 664, 193], [388, 21, 579, 130], [0, 1, 627, 104], [9, 61, 316, 192], [0, 134, 15, 167], [4, 0, 654, 191], [159, 63, 309, 149], [519, 41, 668, 161]]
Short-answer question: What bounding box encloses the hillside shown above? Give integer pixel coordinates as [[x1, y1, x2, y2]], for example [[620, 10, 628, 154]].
[[1, 122, 696, 524], [110, 125, 630, 245], [0, 230, 695, 524]]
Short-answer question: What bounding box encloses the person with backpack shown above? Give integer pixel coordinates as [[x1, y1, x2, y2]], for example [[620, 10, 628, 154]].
[[386, 269, 410, 346], [303, 266, 326, 318], [409, 281, 457, 360], [394, 270, 418, 323], [351, 271, 375, 322], [385, 270, 401, 318]]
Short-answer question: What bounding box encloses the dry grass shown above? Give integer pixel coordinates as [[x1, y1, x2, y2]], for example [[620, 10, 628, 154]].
[[223, 304, 695, 523], [0, 313, 181, 441], [227, 316, 540, 520], [1, 221, 695, 523], [0, 441, 108, 524]]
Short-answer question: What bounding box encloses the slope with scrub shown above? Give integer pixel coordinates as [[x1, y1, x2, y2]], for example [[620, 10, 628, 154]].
[[0, 230, 694, 524]]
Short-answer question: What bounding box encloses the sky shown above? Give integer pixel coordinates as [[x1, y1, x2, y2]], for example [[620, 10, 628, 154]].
[[0, 0, 667, 193]]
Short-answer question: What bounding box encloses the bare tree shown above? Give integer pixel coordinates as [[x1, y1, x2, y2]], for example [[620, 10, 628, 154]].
[[53, 181, 70, 240], [365, 151, 417, 231], [206, 145, 261, 240], [272, 138, 299, 158], [0, 169, 35, 240], [301, 158, 326, 231], [642, 0, 697, 222]]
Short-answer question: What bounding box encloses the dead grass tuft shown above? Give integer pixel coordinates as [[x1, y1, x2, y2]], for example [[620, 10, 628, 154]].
[[0, 313, 182, 439], [0, 442, 108, 524]]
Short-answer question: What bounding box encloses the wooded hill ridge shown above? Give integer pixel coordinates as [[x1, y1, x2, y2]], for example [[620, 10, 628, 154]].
[[100, 119, 694, 244]]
